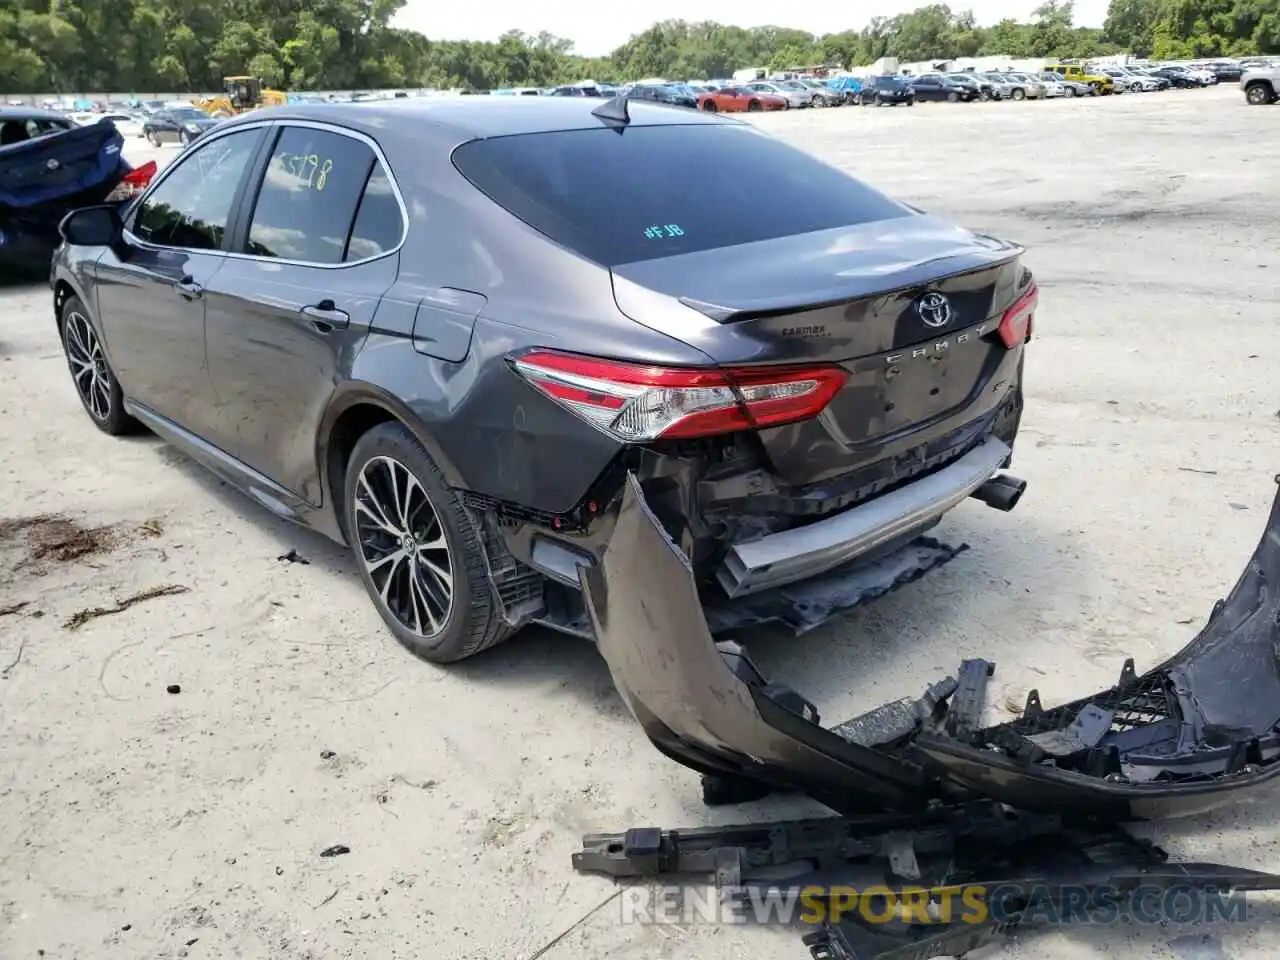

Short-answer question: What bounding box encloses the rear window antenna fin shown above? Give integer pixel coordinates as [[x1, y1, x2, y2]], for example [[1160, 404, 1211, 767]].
[[591, 94, 630, 127]]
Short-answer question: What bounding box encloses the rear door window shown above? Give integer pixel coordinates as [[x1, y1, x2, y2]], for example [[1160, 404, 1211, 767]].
[[452, 124, 909, 268], [243, 126, 395, 264], [132, 128, 261, 250], [344, 163, 404, 262]]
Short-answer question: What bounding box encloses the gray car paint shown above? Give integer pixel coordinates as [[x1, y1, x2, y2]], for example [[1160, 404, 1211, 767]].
[[51, 96, 1029, 592]]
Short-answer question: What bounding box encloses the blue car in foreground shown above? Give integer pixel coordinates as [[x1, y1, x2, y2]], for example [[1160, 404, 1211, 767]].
[[0, 108, 153, 278]]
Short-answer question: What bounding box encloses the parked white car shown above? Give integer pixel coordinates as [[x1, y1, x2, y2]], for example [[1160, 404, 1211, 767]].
[[67, 111, 144, 137], [98, 112, 145, 137], [1036, 75, 1069, 97]]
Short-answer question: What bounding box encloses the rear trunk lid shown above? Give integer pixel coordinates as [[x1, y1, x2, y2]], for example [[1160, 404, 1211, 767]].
[[0, 122, 124, 210], [611, 215, 1030, 487]]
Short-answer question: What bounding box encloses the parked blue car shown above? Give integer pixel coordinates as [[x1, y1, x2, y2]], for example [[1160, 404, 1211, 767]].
[[826, 76, 865, 103], [0, 108, 149, 278]]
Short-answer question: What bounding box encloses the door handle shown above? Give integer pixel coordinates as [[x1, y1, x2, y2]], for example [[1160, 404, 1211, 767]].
[[175, 276, 203, 300], [300, 300, 350, 332]]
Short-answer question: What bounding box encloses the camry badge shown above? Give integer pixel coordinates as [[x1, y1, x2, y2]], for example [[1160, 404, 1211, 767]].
[[916, 292, 953, 329]]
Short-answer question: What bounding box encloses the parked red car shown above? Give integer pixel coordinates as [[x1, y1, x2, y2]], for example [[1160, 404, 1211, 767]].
[[697, 86, 788, 113]]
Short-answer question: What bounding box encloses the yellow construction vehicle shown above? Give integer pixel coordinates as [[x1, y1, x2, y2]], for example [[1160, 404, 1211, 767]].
[[197, 76, 288, 118]]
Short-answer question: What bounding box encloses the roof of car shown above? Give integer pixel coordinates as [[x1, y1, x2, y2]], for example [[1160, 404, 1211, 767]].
[[0, 106, 70, 122], [217, 95, 736, 142]]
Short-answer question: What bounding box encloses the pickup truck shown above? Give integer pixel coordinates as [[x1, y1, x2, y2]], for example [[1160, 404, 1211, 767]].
[[1242, 65, 1279, 105], [1046, 64, 1115, 94]]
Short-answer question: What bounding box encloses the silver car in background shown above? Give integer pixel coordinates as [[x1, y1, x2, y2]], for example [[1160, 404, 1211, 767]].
[[799, 79, 844, 106], [751, 80, 814, 107], [979, 73, 1017, 99], [1035, 75, 1068, 97], [1039, 72, 1090, 96], [1003, 73, 1046, 98]]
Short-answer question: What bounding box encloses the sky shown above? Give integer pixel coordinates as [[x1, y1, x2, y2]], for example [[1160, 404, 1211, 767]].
[[391, 0, 1112, 58]]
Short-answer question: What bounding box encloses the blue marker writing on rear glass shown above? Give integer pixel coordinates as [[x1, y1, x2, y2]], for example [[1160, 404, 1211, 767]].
[[643, 224, 685, 239]]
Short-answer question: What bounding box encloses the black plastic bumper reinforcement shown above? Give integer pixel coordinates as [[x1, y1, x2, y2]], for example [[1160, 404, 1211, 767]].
[[581, 472, 1280, 820], [573, 802, 1280, 960]]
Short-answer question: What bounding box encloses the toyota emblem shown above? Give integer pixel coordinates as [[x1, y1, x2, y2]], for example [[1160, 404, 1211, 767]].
[[915, 292, 953, 329], [45, 158, 60, 171]]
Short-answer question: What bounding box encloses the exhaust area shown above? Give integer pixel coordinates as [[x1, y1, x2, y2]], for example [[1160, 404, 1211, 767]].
[[970, 472, 1027, 511]]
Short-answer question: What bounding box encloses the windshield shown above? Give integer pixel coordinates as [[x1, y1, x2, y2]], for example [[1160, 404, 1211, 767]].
[[452, 124, 910, 268], [665, 83, 696, 97], [171, 109, 205, 121], [874, 76, 906, 88], [780, 81, 807, 90]]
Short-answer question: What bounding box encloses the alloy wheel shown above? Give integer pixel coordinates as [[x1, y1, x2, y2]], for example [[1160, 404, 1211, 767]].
[[353, 455, 454, 639], [1246, 84, 1271, 105], [64, 311, 112, 421]]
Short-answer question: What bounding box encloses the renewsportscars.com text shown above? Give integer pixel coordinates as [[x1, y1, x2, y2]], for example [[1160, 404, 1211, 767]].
[[618, 883, 1251, 927]]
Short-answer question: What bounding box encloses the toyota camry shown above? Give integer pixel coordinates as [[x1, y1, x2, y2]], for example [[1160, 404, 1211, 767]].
[[51, 96, 1036, 664]]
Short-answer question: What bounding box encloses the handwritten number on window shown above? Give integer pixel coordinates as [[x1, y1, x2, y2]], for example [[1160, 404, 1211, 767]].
[[276, 152, 333, 192]]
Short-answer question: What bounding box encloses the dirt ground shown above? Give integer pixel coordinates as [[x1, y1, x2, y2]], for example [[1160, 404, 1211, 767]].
[[2, 85, 1279, 960]]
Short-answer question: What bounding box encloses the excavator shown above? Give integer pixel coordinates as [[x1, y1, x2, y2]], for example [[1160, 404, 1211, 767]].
[[197, 76, 288, 118]]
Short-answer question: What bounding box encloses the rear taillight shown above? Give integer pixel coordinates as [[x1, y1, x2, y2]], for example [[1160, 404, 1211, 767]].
[[104, 160, 157, 203], [997, 283, 1038, 348], [511, 350, 847, 442]]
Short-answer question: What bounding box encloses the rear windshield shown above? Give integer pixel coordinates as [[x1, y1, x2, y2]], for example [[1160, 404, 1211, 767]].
[[452, 124, 909, 267]]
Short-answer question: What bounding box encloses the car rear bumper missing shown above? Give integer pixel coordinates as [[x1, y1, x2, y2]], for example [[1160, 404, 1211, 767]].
[[582, 470, 1280, 819], [717, 438, 1011, 597]]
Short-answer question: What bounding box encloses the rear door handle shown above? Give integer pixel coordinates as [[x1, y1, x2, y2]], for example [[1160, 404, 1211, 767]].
[[175, 276, 203, 300], [300, 300, 350, 332]]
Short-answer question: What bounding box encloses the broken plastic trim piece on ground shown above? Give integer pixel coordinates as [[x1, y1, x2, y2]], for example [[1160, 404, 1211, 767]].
[[573, 802, 1280, 960], [580, 472, 1280, 818]]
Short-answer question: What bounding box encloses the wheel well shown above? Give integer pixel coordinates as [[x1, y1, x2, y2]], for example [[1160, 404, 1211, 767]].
[[325, 402, 398, 541], [53, 281, 77, 331], [1246, 79, 1274, 92]]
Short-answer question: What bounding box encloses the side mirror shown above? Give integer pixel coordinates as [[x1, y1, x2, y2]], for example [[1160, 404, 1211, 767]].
[[59, 204, 122, 246]]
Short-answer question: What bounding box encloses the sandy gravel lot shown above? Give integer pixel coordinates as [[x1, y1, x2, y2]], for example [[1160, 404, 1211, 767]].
[[2, 85, 1279, 960]]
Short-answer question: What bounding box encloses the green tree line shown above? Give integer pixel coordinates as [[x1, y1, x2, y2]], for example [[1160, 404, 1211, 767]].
[[2, 0, 1276, 94]]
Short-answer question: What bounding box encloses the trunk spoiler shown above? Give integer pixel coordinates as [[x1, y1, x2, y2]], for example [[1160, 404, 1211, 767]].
[[581, 472, 1280, 819], [575, 474, 1280, 958]]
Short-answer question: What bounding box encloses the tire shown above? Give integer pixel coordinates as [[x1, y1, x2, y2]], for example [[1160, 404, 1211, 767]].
[[747, 99, 762, 112], [59, 296, 137, 436], [1245, 82, 1274, 106], [1090, 82, 1103, 95], [344, 421, 512, 664], [146, 130, 159, 146], [702, 100, 717, 112], [905, 98, 915, 106], [1011, 88, 1025, 101], [947, 91, 959, 103], [179, 129, 190, 146]]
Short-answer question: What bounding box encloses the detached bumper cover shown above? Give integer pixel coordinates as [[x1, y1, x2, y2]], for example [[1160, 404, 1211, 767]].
[[582, 472, 1280, 819]]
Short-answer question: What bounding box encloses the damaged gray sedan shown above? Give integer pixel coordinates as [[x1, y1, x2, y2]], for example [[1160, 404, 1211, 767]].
[[53, 94, 1035, 663]]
